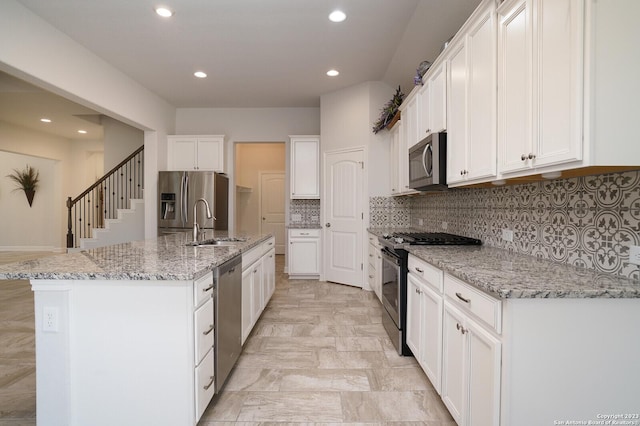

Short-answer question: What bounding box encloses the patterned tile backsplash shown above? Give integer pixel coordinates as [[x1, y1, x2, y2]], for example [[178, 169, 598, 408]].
[[289, 199, 321, 226], [370, 170, 640, 279]]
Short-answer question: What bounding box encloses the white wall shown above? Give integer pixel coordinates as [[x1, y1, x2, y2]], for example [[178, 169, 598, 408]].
[[320, 81, 393, 197], [102, 117, 144, 171], [175, 107, 320, 231], [0, 0, 176, 240]]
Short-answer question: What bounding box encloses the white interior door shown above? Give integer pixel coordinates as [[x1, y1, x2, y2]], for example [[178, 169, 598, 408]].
[[323, 149, 364, 287], [259, 172, 285, 254]]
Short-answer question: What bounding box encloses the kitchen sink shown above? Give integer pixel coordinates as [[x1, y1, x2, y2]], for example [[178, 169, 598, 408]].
[[185, 237, 247, 247]]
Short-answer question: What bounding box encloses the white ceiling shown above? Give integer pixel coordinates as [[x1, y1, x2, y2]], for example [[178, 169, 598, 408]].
[[14, 0, 481, 109]]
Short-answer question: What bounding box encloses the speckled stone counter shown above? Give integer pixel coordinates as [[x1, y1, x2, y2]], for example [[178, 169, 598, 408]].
[[0, 231, 272, 281], [287, 224, 322, 229], [368, 227, 640, 299]]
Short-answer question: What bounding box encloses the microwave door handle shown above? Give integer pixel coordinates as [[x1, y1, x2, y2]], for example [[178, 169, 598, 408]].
[[422, 144, 433, 178]]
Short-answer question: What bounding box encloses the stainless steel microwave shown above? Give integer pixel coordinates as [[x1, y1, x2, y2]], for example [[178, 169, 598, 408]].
[[408, 132, 447, 191]]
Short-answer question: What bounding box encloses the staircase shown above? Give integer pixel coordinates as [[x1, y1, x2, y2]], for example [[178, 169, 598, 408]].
[[70, 199, 145, 251], [67, 146, 144, 251]]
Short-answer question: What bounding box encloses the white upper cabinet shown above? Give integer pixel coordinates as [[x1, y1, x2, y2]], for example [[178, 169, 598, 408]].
[[428, 63, 447, 135], [167, 135, 225, 172], [394, 91, 419, 196], [498, 0, 584, 175], [290, 136, 320, 199], [446, 0, 497, 186], [389, 124, 401, 195]]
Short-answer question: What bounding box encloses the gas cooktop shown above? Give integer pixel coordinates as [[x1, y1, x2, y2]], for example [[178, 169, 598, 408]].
[[379, 232, 481, 248]]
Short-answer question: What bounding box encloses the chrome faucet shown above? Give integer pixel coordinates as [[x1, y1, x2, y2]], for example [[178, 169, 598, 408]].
[[193, 198, 214, 242]]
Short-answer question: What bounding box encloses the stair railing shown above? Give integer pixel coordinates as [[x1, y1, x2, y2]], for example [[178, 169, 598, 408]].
[[66, 145, 144, 248]]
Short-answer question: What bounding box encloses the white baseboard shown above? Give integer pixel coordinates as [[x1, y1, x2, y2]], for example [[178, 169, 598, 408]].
[[0, 246, 64, 253]]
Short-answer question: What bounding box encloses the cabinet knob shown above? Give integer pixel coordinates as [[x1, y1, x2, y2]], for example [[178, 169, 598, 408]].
[[456, 323, 467, 334], [521, 154, 527, 161], [528, 153, 536, 160], [325, 223, 331, 228]]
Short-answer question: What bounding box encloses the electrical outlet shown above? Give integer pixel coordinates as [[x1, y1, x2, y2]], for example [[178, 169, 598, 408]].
[[418, 218, 424, 226], [441, 221, 448, 230], [502, 229, 514, 242], [291, 213, 302, 221], [310, 215, 319, 222], [630, 245, 640, 266], [43, 307, 59, 332]]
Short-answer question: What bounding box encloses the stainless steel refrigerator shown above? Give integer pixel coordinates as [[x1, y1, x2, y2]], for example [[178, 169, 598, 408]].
[[158, 171, 228, 235]]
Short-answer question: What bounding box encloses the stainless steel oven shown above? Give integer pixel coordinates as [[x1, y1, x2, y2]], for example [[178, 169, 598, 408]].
[[378, 232, 482, 356], [380, 246, 412, 356]]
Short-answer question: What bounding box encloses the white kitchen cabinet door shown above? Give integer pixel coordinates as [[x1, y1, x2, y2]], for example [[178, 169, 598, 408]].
[[441, 302, 467, 425], [421, 283, 443, 394], [406, 273, 423, 359], [289, 238, 320, 276], [168, 137, 198, 170], [196, 137, 225, 171], [498, 0, 532, 174], [263, 248, 276, 304], [466, 2, 497, 182], [446, 0, 497, 186], [534, 0, 584, 167], [446, 39, 468, 185], [290, 136, 320, 199], [417, 82, 431, 139], [251, 260, 263, 321], [241, 266, 254, 344], [428, 62, 447, 134], [467, 317, 501, 426], [390, 124, 401, 195], [498, 0, 584, 175]]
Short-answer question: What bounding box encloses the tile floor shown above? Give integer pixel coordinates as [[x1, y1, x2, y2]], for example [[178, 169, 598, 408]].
[[0, 252, 455, 425]]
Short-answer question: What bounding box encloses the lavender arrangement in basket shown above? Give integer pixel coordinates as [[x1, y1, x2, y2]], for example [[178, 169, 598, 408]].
[[372, 86, 405, 134]]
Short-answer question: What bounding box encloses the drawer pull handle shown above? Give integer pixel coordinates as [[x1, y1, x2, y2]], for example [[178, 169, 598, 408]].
[[203, 284, 214, 292], [203, 376, 214, 391], [269, 242, 273, 245], [415, 267, 424, 273], [300, 232, 309, 236], [369, 275, 374, 279], [203, 324, 214, 335], [456, 323, 467, 334], [455, 292, 471, 303]]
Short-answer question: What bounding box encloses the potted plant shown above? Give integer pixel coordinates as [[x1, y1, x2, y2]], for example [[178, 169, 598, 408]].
[[372, 86, 405, 134], [6, 165, 40, 207]]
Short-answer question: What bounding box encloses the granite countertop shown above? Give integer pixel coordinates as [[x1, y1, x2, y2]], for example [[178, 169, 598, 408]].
[[287, 223, 322, 229], [367, 227, 640, 299], [0, 231, 272, 282]]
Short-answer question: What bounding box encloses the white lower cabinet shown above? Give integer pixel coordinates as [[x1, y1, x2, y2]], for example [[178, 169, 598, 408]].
[[406, 255, 444, 393], [442, 301, 501, 426], [195, 348, 215, 420], [367, 233, 382, 302], [242, 237, 276, 344], [288, 229, 320, 279]]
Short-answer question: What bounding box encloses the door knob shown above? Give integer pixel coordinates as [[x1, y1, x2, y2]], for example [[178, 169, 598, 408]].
[[325, 223, 331, 228], [262, 217, 266, 220]]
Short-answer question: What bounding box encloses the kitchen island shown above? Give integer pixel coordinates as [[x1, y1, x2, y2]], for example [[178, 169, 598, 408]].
[[0, 231, 274, 426]]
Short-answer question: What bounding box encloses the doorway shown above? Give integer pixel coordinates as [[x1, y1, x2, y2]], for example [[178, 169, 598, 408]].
[[234, 143, 286, 253]]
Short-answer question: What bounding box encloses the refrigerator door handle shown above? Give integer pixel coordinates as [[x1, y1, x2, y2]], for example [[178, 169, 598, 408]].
[[181, 172, 189, 227]]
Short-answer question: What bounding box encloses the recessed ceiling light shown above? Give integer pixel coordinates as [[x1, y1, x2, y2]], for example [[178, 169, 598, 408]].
[[327, 69, 340, 77], [194, 71, 207, 78], [329, 10, 346, 23], [155, 7, 173, 17], [77, 130, 87, 134], [40, 118, 52, 123]]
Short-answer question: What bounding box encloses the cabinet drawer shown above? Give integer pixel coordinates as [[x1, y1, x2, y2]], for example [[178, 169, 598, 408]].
[[243, 245, 262, 270], [289, 228, 320, 238], [195, 348, 215, 421], [194, 272, 214, 306], [262, 236, 275, 253], [195, 298, 214, 364], [408, 255, 443, 293], [444, 274, 502, 333]]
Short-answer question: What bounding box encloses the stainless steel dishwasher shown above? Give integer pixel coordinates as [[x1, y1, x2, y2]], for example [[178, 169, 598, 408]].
[[213, 254, 242, 393]]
